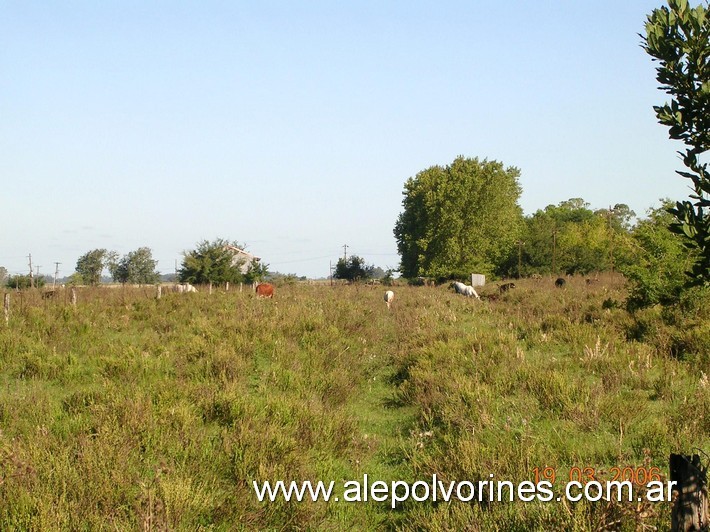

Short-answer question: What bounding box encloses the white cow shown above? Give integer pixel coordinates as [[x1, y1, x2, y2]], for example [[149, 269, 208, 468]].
[[452, 281, 480, 300], [384, 290, 395, 310], [174, 283, 197, 293], [462, 285, 480, 299]]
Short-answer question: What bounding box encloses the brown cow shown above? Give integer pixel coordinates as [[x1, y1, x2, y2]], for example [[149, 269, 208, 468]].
[[255, 282, 275, 298]]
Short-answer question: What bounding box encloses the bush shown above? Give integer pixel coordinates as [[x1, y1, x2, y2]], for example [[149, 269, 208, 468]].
[[6, 274, 45, 289]]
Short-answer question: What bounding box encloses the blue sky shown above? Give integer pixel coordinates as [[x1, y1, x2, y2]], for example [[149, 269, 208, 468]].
[[0, 1, 689, 279]]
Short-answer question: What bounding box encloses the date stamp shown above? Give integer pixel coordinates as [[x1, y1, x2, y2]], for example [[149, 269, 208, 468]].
[[533, 466, 663, 485]]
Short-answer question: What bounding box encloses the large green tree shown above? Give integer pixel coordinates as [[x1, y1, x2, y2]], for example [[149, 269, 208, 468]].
[[75, 249, 112, 285], [643, 0, 710, 285], [394, 156, 523, 279], [333, 255, 374, 282], [109, 247, 160, 285], [179, 238, 256, 285]]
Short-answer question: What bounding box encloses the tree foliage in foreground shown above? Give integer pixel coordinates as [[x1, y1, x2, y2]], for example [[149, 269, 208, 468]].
[[394, 156, 523, 279], [643, 0, 710, 285], [622, 200, 698, 309]]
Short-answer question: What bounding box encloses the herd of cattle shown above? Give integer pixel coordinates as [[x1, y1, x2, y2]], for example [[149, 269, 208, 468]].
[[170, 276, 573, 311]]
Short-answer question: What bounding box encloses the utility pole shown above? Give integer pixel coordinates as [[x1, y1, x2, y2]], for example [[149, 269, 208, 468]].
[[28, 254, 34, 288], [342, 244, 348, 262], [35, 265, 41, 280], [53, 262, 61, 289]]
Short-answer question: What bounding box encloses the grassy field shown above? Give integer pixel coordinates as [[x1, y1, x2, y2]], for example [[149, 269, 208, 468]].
[[0, 277, 708, 530]]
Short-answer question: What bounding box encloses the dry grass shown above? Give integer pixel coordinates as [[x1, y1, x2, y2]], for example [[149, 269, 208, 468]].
[[0, 275, 707, 530]]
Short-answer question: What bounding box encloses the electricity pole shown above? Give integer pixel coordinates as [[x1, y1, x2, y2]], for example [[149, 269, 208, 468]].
[[342, 244, 348, 262], [28, 254, 34, 288], [53, 262, 61, 289]]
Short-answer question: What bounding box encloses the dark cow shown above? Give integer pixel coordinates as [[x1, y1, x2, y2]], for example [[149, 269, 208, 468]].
[[255, 282, 275, 298], [555, 277, 566, 288], [499, 282, 516, 294]]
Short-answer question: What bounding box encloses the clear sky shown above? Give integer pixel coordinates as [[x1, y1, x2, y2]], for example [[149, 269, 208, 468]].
[[0, 1, 690, 279]]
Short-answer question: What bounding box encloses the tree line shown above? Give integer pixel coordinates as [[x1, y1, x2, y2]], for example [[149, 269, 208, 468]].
[[2, 239, 269, 289], [392, 0, 708, 308]]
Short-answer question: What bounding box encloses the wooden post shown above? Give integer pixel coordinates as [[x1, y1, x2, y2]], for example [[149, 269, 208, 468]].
[[670, 453, 708, 531], [70, 287, 77, 307], [239, 282, 243, 293], [225, 282, 230, 292], [3, 293, 9, 325], [208, 282, 213, 295], [156, 285, 162, 299]]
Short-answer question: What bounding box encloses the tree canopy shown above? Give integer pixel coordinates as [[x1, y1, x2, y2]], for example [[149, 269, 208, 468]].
[[109, 247, 160, 285], [643, 0, 710, 285], [501, 199, 636, 277], [6, 274, 45, 289], [621, 200, 698, 309], [333, 256, 374, 282], [394, 156, 523, 279], [179, 238, 265, 285], [75, 249, 111, 285]]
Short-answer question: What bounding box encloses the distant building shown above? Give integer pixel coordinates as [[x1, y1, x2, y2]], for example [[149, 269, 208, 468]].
[[224, 245, 261, 274]]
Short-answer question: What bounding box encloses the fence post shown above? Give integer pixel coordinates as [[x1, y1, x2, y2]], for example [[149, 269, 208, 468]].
[[208, 282, 212, 295], [225, 282, 230, 292], [71, 288, 77, 307], [670, 453, 708, 531], [3, 293, 9, 325], [156, 285, 162, 299]]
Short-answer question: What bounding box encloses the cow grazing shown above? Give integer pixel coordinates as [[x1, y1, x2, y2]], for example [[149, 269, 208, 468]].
[[499, 282, 516, 294], [451, 281, 480, 300], [451, 281, 466, 294], [384, 290, 394, 309], [174, 283, 197, 293], [255, 282, 275, 298], [463, 285, 480, 299], [555, 277, 566, 288]]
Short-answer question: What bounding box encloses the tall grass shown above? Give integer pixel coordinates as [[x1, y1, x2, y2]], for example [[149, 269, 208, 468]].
[[0, 277, 707, 530]]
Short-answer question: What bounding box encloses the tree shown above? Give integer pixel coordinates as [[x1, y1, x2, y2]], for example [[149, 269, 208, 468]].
[[499, 199, 636, 277], [643, 0, 710, 285], [394, 156, 523, 279], [333, 255, 375, 282], [179, 238, 251, 285], [75, 249, 112, 285], [109, 247, 160, 285], [6, 274, 45, 289], [622, 200, 698, 309], [244, 260, 270, 284]]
